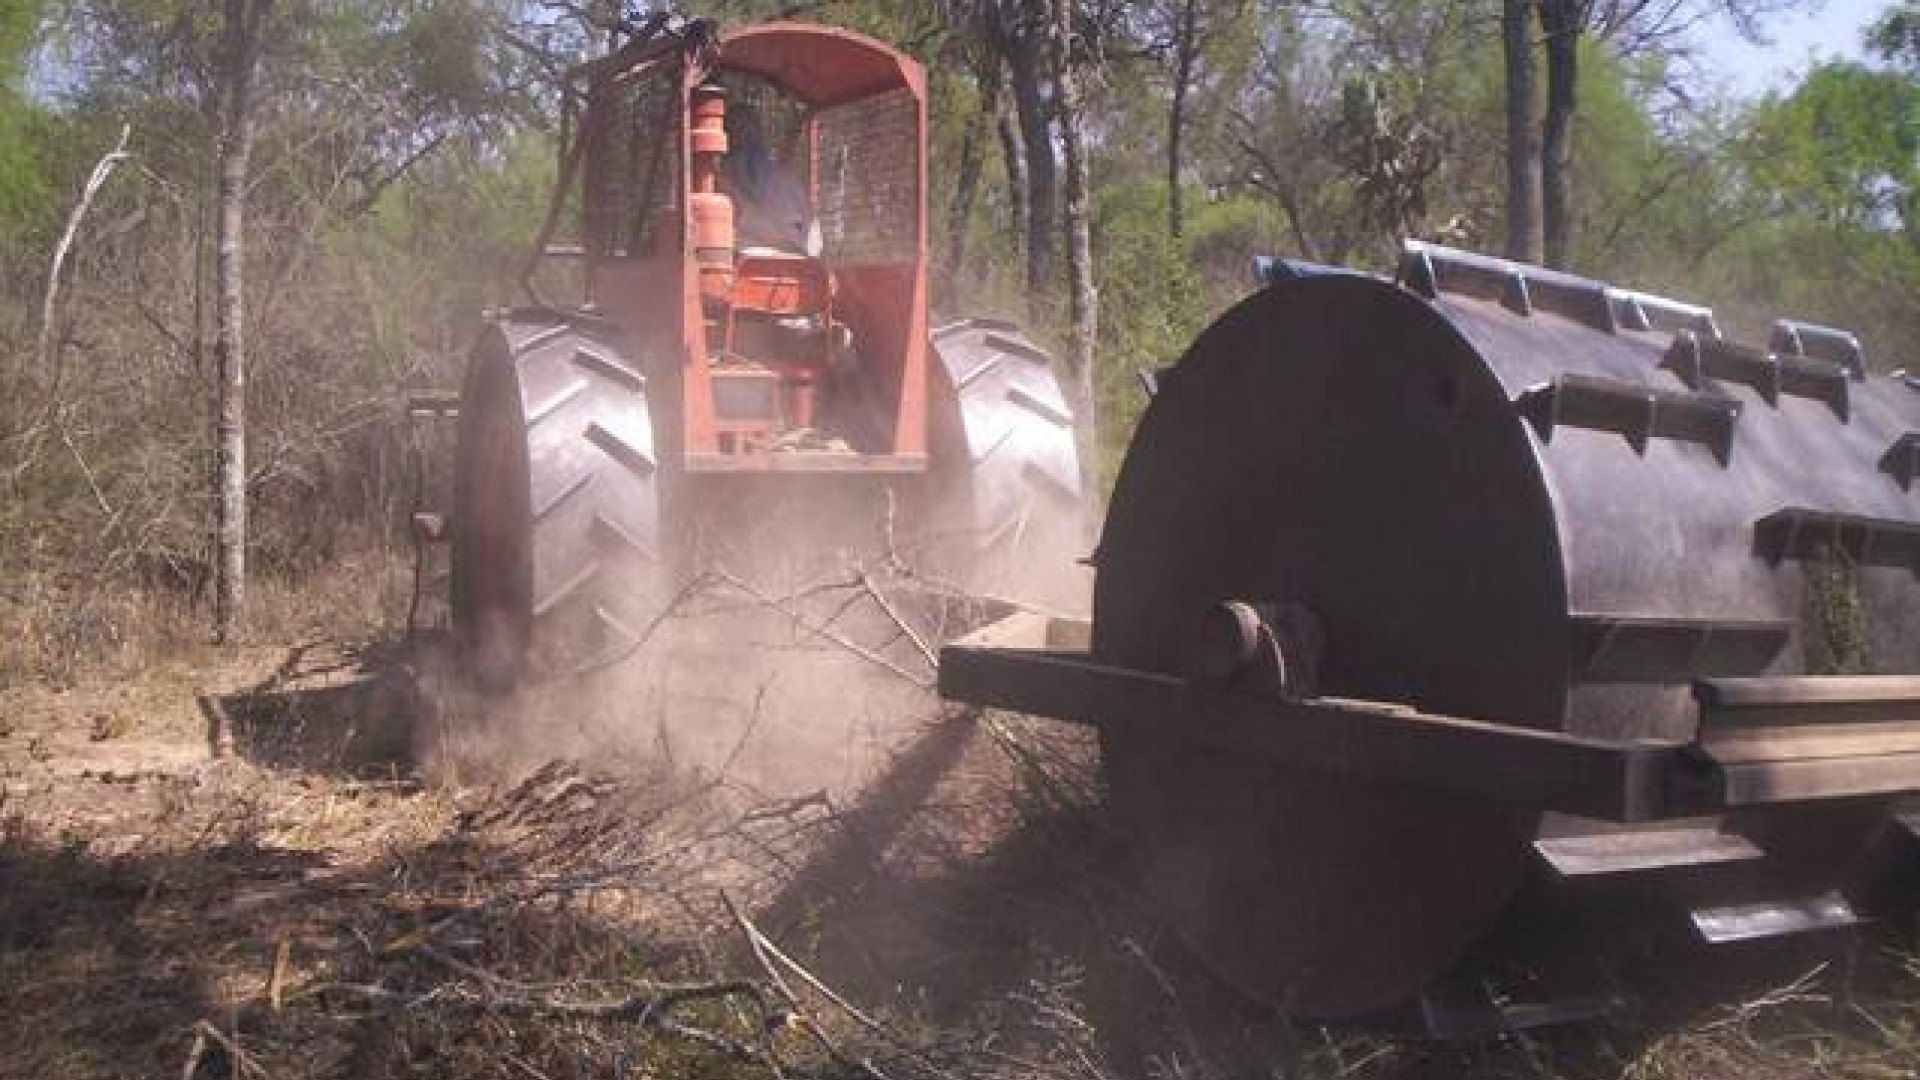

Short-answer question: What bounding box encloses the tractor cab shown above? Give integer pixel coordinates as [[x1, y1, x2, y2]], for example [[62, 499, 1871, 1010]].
[[444, 18, 1082, 692], [573, 23, 929, 471]]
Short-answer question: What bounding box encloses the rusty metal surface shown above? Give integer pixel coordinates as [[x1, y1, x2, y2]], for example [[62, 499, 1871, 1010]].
[[1697, 675, 1920, 711], [1687, 676, 1920, 802], [1088, 269, 1583, 1016]]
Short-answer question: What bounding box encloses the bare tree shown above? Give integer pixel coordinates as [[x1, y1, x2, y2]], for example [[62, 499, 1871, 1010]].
[[997, 95, 1030, 272], [213, 0, 273, 644]]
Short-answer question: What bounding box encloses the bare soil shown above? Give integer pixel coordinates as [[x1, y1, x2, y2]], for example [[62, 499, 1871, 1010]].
[[4, 634, 1919, 1080]]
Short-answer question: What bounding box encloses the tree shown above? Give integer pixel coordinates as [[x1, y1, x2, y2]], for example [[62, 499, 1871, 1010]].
[[212, 0, 271, 644], [1747, 61, 1920, 230], [1503, 0, 1541, 261], [1146, 0, 1250, 238], [1871, 0, 1920, 67], [940, 55, 1002, 288], [1006, 11, 1058, 302], [1233, 0, 1494, 263], [1538, 0, 1578, 266], [1503, 0, 1806, 269], [50, 0, 532, 643], [1052, 0, 1098, 488]]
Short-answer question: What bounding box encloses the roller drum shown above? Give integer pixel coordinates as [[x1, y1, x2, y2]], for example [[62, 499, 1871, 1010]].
[[1092, 242, 1920, 1016]]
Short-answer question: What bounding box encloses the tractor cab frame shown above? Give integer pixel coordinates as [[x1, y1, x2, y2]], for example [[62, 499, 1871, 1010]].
[[565, 22, 930, 472], [445, 16, 1083, 694]]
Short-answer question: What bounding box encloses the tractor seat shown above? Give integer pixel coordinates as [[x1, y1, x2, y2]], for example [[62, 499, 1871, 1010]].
[[721, 251, 838, 433]]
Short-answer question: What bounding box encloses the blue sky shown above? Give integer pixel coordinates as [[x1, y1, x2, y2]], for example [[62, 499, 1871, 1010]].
[[1699, 0, 1887, 95]]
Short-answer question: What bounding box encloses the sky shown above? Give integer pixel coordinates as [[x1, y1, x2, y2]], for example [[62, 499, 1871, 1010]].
[[1699, 0, 1887, 96]]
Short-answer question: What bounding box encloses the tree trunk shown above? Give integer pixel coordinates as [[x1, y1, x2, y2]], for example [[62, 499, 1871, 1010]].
[[1167, 0, 1200, 238], [1051, 0, 1098, 492], [1006, 30, 1056, 306], [997, 101, 1028, 272], [214, 0, 266, 645], [1502, 0, 1542, 263], [942, 63, 1002, 293], [1539, 0, 1578, 269]]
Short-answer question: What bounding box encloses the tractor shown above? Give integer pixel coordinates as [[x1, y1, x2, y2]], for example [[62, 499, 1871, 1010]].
[[441, 19, 1085, 691]]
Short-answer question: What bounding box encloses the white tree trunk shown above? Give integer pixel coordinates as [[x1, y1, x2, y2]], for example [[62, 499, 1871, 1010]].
[[214, 0, 267, 645], [1051, 0, 1099, 492]]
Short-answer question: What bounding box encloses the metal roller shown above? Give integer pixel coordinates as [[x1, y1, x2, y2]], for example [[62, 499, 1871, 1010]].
[[941, 241, 1920, 1018]]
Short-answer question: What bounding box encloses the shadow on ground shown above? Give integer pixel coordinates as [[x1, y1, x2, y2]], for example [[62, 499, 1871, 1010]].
[[209, 638, 422, 780], [747, 714, 1920, 1080]]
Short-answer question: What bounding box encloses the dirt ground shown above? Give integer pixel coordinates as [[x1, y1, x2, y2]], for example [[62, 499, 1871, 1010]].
[[5, 633, 1920, 1080]]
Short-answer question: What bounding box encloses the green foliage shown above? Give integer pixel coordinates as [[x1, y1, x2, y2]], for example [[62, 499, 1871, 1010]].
[[1747, 61, 1920, 229], [346, 130, 557, 365], [1566, 43, 1668, 270], [1805, 547, 1869, 676], [11, 0, 1920, 656], [1090, 180, 1206, 485], [1870, 0, 1920, 71], [1183, 194, 1295, 290], [1673, 59, 1920, 361], [0, 0, 47, 224]]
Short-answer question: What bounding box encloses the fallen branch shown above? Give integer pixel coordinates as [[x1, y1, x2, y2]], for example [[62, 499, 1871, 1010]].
[[38, 124, 133, 385], [725, 893, 961, 1080], [723, 892, 888, 1080], [14, 124, 134, 481], [180, 1019, 268, 1080], [856, 568, 937, 671], [546, 569, 719, 684]]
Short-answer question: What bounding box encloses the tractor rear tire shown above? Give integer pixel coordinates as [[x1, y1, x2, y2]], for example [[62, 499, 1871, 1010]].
[[450, 310, 662, 693], [927, 318, 1088, 612]]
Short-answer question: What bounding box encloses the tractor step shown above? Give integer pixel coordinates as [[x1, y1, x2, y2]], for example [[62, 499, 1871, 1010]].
[[1690, 892, 1860, 944], [1535, 825, 1763, 878]]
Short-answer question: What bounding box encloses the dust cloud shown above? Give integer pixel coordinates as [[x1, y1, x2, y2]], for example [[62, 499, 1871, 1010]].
[[418, 476, 1091, 809]]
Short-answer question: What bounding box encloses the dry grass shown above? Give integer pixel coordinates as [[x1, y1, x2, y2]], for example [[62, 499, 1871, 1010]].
[[0, 539, 412, 693]]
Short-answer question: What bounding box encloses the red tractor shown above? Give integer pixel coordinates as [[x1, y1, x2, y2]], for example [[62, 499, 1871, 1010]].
[[445, 19, 1085, 689]]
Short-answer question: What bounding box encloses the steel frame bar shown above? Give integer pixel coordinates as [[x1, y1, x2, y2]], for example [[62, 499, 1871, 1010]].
[[939, 646, 1687, 823]]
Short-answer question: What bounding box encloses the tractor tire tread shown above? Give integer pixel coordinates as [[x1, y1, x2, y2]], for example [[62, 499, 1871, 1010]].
[[452, 309, 661, 686]]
